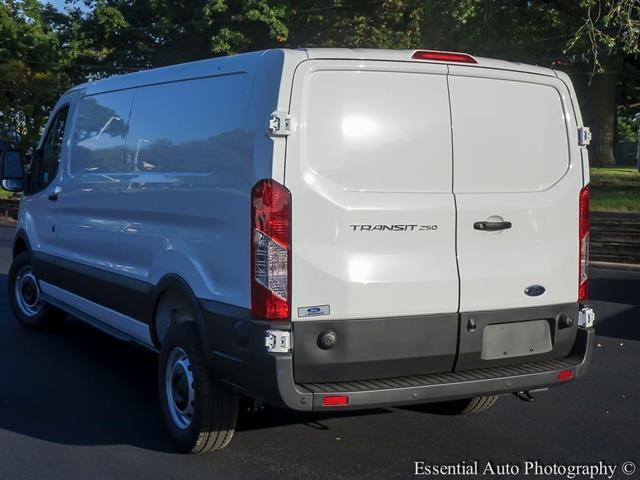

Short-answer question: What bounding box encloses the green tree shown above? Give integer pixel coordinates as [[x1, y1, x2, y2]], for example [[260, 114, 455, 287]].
[[285, 1, 424, 48], [2, 0, 638, 166], [566, 0, 639, 166], [0, 0, 74, 149], [72, 0, 290, 70], [413, 1, 640, 167]]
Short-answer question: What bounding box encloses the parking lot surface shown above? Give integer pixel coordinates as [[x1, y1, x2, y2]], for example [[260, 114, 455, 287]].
[[0, 226, 638, 479]]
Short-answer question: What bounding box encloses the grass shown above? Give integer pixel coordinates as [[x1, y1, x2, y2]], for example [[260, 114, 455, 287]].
[[0, 190, 19, 200], [590, 167, 640, 213]]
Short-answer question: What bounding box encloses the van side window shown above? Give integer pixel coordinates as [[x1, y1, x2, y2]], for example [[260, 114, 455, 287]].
[[29, 106, 69, 194], [70, 91, 134, 175], [124, 73, 249, 174]]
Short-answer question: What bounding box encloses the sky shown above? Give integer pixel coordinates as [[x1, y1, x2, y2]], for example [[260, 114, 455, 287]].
[[45, 0, 90, 12], [45, 0, 68, 9]]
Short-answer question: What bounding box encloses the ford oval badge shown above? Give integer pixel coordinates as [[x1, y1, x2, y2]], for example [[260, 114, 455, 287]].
[[297, 305, 330, 318], [525, 285, 546, 297]]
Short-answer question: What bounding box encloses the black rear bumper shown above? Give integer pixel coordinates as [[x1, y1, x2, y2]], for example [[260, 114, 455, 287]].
[[199, 301, 594, 412], [262, 327, 592, 411], [300, 328, 593, 410]]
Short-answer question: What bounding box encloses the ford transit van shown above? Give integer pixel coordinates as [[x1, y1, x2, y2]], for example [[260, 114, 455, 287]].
[[2, 48, 596, 453]]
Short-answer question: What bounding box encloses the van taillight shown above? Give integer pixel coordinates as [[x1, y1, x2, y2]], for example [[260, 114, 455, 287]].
[[411, 50, 477, 64], [578, 185, 590, 302], [251, 179, 291, 320]]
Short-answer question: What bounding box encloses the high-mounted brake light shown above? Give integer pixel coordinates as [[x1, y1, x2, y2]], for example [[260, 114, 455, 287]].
[[578, 186, 590, 302], [412, 50, 477, 64], [251, 179, 291, 320]]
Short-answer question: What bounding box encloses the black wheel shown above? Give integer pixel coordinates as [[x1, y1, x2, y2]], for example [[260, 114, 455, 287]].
[[8, 251, 64, 330], [421, 395, 499, 415], [159, 321, 238, 453]]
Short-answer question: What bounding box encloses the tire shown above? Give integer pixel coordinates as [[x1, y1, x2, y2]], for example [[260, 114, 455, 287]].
[[8, 251, 64, 330], [420, 395, 499, 415], [159, 321, 238, 453]]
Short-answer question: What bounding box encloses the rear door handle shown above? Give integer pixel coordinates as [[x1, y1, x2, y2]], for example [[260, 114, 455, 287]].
[[474, 220, 512, 231]]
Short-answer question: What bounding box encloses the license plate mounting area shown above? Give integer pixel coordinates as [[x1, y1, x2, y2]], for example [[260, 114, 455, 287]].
[[481, 320, 552, 360]]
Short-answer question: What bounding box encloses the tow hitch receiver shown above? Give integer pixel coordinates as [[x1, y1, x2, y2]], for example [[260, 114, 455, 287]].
[[514, 391, 535, 402]]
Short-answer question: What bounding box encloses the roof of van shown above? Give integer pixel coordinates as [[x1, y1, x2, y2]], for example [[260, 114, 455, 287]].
[[300, 48, 556, 76], [69, 50, 270, 96], [68, 48, 556, 97]]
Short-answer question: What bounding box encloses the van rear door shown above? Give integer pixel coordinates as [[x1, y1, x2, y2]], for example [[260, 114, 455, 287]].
[[448, 67, 583, 370], [285, 60, 460, 381]]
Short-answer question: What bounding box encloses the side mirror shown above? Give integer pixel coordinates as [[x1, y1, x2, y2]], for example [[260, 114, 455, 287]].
[[0, 149, 25, 192]]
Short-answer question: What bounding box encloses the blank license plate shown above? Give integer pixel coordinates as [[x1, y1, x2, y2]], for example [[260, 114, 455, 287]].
[[481, 320, 552, 360]]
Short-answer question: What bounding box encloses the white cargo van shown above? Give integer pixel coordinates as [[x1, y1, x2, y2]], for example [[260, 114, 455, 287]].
[[2, 48, 595, 453]]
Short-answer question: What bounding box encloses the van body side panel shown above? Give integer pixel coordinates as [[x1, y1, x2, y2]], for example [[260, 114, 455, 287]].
[[285, 60, 460, 380], [57, 73, 253, 309], [449, 67, 583, 313], [51, 54, 278, 327], [246, 50, 287, 183]]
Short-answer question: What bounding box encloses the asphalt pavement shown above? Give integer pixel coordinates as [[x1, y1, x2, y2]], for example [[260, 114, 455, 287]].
[[0, 225, 638, 480], [0, 224, 14, 273]]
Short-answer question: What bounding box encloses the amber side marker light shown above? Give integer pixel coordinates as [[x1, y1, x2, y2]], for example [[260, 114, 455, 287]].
[[557, 369, 573, 382], [411, 50, 478, 64], [322, 395, 349, 407]]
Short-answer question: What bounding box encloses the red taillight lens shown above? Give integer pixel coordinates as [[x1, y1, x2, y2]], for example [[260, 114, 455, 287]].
[[412, 50, 477, 64], [557, 369, 573, 382], [578, 185, 590, 302], [322, 395, 349, 406], [251, 179, 291, 320]]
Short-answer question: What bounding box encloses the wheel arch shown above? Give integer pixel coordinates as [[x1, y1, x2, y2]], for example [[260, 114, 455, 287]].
[[150, 274, 212, 354], [12, 229, 31, 258]]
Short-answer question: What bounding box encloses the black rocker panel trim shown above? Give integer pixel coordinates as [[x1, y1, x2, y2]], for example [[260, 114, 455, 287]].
[[31, 251, 57, 285], [32, 252, 154, 324], [56, 257, 153, 324]]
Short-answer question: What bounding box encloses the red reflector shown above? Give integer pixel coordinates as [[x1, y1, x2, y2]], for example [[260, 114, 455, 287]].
[[322, 395, 349, 406], [557, 369, 573, 381], [412, 50, 477, 64]]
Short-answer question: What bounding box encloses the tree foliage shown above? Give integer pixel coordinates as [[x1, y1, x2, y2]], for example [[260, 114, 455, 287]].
[[0, 0, 73, 148], [1, 0, 639, 163]]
